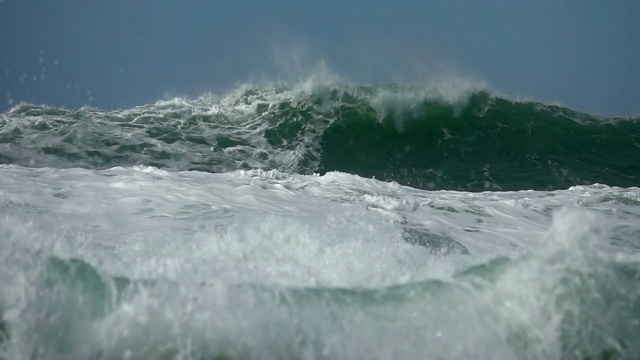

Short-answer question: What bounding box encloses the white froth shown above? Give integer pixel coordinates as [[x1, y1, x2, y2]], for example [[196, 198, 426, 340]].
[[2, 166, 638, 283], [1, 165, 639, 359]]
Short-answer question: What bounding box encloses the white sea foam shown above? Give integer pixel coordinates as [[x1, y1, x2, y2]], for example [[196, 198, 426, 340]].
[[1, 165, 637, 283], [1, 165, 639, 359]]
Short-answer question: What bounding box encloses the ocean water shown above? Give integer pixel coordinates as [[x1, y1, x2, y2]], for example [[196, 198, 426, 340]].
[[1, 81, 639, 359]]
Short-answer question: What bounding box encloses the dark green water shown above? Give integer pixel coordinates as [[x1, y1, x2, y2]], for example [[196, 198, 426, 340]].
[[318, 92, 640, 191], [2, 85, 638, 191]]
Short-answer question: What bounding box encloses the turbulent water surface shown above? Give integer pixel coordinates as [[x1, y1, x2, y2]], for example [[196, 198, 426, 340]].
[[1, 82, 639, 359]]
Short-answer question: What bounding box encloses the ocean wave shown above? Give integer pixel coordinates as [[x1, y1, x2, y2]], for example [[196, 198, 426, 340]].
[[1, 82, 639, 191]]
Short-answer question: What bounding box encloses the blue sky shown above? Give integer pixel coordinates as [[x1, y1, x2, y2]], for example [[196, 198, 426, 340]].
[[1, 0, 638, 115]]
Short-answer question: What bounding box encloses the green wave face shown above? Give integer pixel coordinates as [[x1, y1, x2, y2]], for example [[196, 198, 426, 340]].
[[319, 92, 640, 191], [2, 84, 639, 191]]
